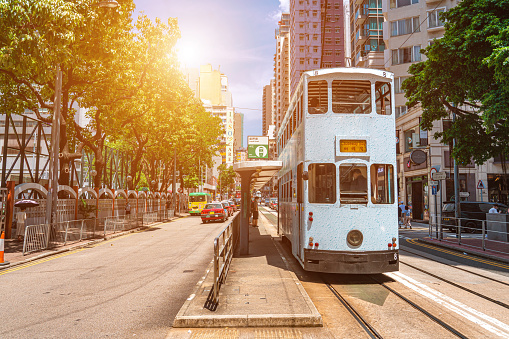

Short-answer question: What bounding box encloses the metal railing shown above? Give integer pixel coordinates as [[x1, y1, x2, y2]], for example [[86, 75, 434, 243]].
[[22, 209, 175, 255], [204, 214, 240, 311], [429, 214, 509, 255]]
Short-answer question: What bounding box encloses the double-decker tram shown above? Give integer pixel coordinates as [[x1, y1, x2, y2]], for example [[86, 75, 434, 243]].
[[277, 67, 399, 274]]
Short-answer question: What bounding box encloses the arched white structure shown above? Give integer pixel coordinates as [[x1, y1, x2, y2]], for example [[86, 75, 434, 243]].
[[57, 185, 77, 199], [127, 190, 138, 198], [98, 187, 114, 199], [114, 189, 127, 199], [14, 183, 48, 198], [78, 187, 98, 199], [138, 191, 147, 199]]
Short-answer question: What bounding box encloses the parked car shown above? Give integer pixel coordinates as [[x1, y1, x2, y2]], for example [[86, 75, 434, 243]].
[[270, 198, 278, 211], [441, 201, 508, 233], [201, 203, 228, 223], [264, 198, 270, 206], [228, 200, 237, 212], [221, 200, 233, 217], [234, 198, 241, 210]]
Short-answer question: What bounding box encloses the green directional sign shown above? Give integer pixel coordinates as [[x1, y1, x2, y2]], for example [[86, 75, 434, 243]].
[[248, 136, 269, 159]]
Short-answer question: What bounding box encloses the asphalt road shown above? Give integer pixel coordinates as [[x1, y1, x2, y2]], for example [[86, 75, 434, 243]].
[[0, 214, 231, 339]]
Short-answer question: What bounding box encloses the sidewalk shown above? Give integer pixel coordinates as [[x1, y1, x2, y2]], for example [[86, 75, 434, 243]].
[[173, 213, 322, 328], [0, 215, 181, 270], [409, 222, 509, 264]]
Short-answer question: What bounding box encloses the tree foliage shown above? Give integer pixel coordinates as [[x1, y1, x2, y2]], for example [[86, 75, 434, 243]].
[[403, 0, 509, 165], [0, 0, 223, 190], [217, 164, 236, 198]]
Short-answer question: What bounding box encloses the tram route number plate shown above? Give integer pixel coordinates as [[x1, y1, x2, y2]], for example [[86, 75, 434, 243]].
[[340, 140, 367, 153]]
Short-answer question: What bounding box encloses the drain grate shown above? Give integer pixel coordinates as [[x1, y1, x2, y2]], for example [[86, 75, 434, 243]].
[[183, 270, 194, 273], [190, 329, 239, 338], [255, 329, 303, 338]]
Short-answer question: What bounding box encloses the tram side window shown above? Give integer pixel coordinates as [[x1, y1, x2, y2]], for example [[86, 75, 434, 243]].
[[332, 80, 371, 114], [375, 81, 392, 115], [308, 163, 336, 204], [308, 80, 328, 114], [370, 164, 395, 204], [339, 164, 368, 204]]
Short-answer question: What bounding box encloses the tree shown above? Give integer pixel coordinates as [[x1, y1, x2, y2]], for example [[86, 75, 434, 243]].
[[403, 0, 509, 165], [217, 164, 236, 198]]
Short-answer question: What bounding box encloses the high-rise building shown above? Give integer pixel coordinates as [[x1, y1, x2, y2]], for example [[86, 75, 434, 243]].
[[348, 0, 385, 69], [274, 13, 291, 133], [290, 0, 346, 97], [234, 112, 243, 151], [262, 84, 273, 136]]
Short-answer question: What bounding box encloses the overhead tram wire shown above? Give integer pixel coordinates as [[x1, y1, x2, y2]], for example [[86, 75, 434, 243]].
[[383, 0, 447, 68]]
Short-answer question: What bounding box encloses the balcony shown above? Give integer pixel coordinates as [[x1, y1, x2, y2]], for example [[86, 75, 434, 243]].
[[355, 33, 368, 46], [355, 0, 365, 5], [355, 9, 368, 24]]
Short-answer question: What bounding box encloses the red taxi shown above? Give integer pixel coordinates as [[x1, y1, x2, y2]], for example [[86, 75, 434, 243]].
[[201, 203, 228, 223]]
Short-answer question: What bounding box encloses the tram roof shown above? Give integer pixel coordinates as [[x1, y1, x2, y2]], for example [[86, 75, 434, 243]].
[[233, 160, 282, 190]]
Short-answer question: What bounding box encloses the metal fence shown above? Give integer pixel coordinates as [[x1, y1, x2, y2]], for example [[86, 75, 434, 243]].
[[429, 214, 509, 255], [204, 214, 240, 311], [22, 209, 176, 255]]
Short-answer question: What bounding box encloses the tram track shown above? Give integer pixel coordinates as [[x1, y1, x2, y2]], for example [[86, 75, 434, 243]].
[[400, 246, 509, 287], [323, 275, 468, 339]]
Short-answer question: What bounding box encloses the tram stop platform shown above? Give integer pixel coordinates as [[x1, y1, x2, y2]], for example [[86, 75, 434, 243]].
[[173, 213, 322, 328]]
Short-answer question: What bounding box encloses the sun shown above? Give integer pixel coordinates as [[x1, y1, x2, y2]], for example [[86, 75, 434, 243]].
[[176, 40, 201, 68]]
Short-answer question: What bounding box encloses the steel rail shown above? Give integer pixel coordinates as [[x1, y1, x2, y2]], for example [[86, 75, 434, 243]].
[[325, 282, 383, 339], [370, 275, 468, 339], [400, 247, 509, 287], [400, 260, 509, 310]]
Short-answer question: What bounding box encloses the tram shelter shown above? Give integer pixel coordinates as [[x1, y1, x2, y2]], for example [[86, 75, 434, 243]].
[[233, 160, 282, 255]]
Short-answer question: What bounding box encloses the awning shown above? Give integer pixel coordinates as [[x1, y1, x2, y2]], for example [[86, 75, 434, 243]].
[[233, 160, 282, 190]]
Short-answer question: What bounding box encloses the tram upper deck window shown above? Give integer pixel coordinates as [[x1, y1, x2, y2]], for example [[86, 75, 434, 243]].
[[332, 80, 371, 114], [308, 163, 336, 204], [375, 81, 392, 115], [370, 164, 395, 204], [339, 164, 368, 204], [308, 80, 328, 114]]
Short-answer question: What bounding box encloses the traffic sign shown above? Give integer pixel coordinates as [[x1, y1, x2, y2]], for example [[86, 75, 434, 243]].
[[477, 180, 485, 189], [429, 180, 439, 186], [247, 136, 269, 159], [432, 185, 437, 196], [459, 192, 470, 198], [432, 172, 447, 180]]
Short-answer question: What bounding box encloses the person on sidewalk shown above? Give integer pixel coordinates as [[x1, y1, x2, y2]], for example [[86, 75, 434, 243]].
[[251, 197, 259, 227], [489, 204, 500, 213], [404, 205, 412, 229], [16, 208, 27, 241], [398, 202, 406, 228]]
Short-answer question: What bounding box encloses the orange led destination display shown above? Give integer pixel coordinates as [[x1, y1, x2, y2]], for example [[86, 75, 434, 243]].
[[340, 139, 367, 153]]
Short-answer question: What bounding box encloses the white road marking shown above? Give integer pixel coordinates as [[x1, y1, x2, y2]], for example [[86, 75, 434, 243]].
[[187, 294, 195, 301], [385, 272, 509, 338]]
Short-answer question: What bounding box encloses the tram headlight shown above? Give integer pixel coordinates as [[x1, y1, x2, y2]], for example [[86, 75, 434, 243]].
[[347, 230, 363, 247]]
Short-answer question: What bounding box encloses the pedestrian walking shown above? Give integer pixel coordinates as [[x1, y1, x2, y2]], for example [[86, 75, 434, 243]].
[[404, 205, 412, 229], [398, 201, 405, 228], [251, 197, 259, 227], [16, 208, 27, 241]]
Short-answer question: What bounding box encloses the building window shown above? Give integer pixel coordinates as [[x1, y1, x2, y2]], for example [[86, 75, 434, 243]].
[[313, 0, 317, 4], [300, 59, 305, 65], [325, 37, 332, 44], [299, 10, 304, 16], [313, 35, 318, 41], [325, 27, 331, 33], [313, 59, 319, 65], [312, 10, 318, 17], [335, 38, 341, 45], [390, 0, 418, 9], [394, 77, 409, 94], [299, 23, 304, 29], [336, 28, 341, 33], [335, 50, 341, 56], [391, 45, 421, 65], [324, 49, 332, 56], [313, 23, 318, 28], [313, 47, 318, 53], [428, 8, 446, 29], [300, 47, 305, 53], [395, 105, 407, 118], [390, 17, 420, 36], [335, 3, 340, 9], [327, 3, 331, 8], [326, 15, 331, 22], [335, 15, 340, 21], [299, 34, 305, 41]]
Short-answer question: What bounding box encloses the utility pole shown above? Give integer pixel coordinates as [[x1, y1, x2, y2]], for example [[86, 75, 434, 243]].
[[453, 106, 460, 235], [45, 66, 62, 226], [172, 149, 176, 214]]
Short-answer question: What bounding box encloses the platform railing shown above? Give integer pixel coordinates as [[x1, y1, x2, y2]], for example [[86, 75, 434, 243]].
[[429, 214, 509, 255], [204, 213, 240, 311]]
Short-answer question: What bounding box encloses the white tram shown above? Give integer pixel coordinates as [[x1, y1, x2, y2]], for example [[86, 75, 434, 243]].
[[277, 67, 399, 274]]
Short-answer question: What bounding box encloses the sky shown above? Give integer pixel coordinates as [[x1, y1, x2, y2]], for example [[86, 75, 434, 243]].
[[133, 0, 290, 147]]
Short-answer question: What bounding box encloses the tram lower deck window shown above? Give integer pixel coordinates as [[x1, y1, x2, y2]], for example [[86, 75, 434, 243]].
[[308, 163, 336, 203], [339, 164, 368, 204]]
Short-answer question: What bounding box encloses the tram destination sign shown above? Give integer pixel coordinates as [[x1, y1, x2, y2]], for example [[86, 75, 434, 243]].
[[247, 136, 269, 159], [339, 139, 367, 153]]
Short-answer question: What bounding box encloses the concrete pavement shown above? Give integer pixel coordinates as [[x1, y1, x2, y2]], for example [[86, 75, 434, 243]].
[[173, 211, 322, 328]]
